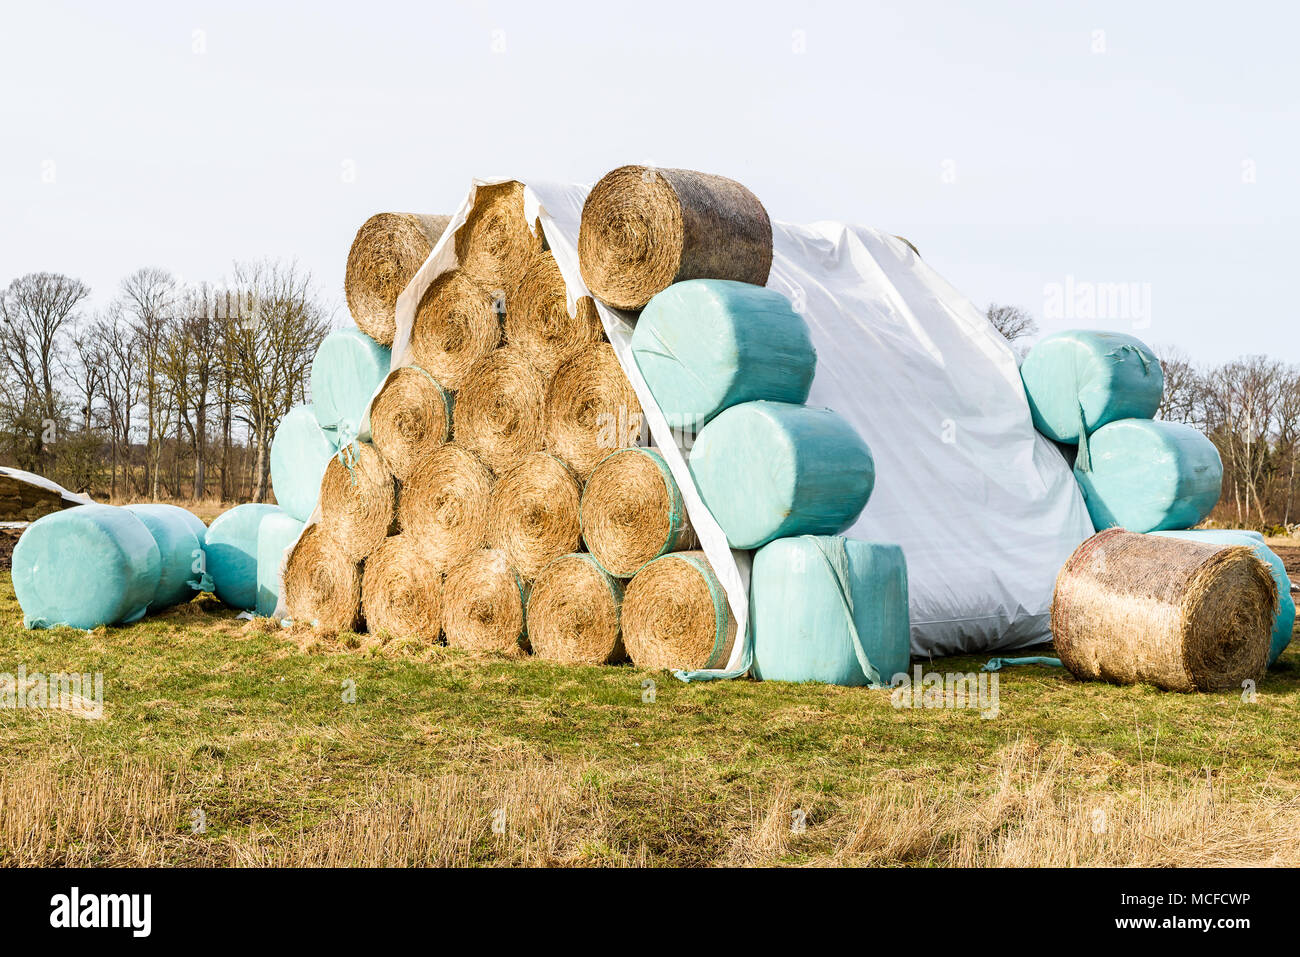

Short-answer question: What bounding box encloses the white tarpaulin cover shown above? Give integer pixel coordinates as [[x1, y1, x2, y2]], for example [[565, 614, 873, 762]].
[[385, 178, 1096, 666]]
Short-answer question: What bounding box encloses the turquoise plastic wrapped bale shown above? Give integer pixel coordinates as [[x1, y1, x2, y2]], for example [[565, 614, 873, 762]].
[[256, 512, 305, 618], [271, 404, 338, 522], [750, 536, 910, 686], [1074, 419, 1222, 533], [123, 504, 208, 611], [631, 279, 817, 431], [688, 401, 875, 549], [1154, 530, 1294, 666], [12, 504, 161, 629], [206, 503, 283, 610], [1019, 330, 1163, 443], [310, 326, 392, 443]]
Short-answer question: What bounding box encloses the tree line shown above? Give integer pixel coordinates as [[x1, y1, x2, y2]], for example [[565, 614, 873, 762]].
[[0, 263, 332, 503]]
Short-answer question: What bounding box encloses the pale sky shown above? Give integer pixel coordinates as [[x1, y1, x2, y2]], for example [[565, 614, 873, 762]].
[[2, 0, 1295, 362]]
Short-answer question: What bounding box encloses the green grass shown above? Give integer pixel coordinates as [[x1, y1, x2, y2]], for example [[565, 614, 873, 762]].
[[1, 569, 1298, 866]]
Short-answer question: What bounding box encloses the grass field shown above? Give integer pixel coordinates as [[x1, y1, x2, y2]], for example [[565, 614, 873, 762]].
[[1, 569, 1298, 867]]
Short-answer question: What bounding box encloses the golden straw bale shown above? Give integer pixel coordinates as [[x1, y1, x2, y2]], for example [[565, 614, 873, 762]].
[[454, 181, 543, 301], [369, 365, 452, 481], [527, 554, 624, 665], [361, 534, 443, 640], [397, 443, 494, 573], [410, 269, 502, 390], [442, 548, 528, 655], [487, 452, 582, 580], [507, 250, 606, 379], [581, 447, 696, 577], [317, 441, 396, 563], [345, 212, 450, 346], [284, 523, 363, 633], [545, 343, 642, 480], [622, 550, 736, 671], [455, 348, 547, 475]]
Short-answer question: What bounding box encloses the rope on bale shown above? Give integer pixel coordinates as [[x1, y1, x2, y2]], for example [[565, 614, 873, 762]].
[[545, 342, 642, 480], [1051, 528, 1274, 692], [317, 440, 396, 563], [486, 452, 582, 580], [369, 365, 453, 482], [507, 250, 606, 379], [455, 348, 547, 475], [361, 534, 444, 640], [397, 443, 494, 574], [580, 446, 696, 577], [578, 165, 773, 311], [284, 523, 363, 633], [454, 181, 543, 303], [622, 550, 736, 672], [526, 553, 624, 665], [441, 548, 528, 656], [345, 212, 451, 347], [410, 269, 502, 390]]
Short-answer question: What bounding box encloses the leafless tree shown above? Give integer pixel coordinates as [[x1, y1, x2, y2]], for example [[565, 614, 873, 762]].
[[119, 267, 176, 499], [986, 303, 1039, 343]]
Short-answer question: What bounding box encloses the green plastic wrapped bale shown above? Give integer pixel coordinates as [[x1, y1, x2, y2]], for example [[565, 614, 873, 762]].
[[1074, 419, 1222, 533], [688, 401, 875, 549], [123, 504, 208, 611], [751, 536, 910, 686], [310, 326, 392, 443], [256, 512, 305, 618], [1020, 330, 1163, 443], [12, 504, 161, 629], [631, 279, 817, 431], [271, 404, 338, 522], [1154, 530, 1294, 666], [206, 503, 283, 610]]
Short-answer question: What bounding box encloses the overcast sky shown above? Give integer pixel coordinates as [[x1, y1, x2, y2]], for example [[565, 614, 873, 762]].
[[2, 0, 1295, 363]]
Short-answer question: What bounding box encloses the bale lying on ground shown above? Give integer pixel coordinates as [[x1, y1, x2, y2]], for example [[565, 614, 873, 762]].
[[1051, 528, 1274, 692], [256, 511, 304, 618], [206, 503, 282, 610], [487, 452, 581, 580], [545, 343, 642, 479], [409, 269, 502, 390], [283, 523, 363, 632], [441, 548, 527, 655], [580, 447, 695, 577], [368, 366, 452, 482], [507, 250, 605, 378], [526, 554, 624, 665], [621, 550, 736, 671], [361, 534, 443, 639], [310, 327, 392, 442], [454, 181, 543, 300], [397, 444, 494, 572], [345, 212, 451, 346], [455, 349, 547, 475], [124, 503, 207, 612], [270, 404, 338, 522], [318, 442, 396, 562], [578, 165, 773, 311]]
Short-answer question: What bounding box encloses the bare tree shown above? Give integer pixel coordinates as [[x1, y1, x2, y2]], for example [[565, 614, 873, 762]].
[[118, 267, 176, 499], [986, 303, 1039, 343], [1154, 345, 1203, 428]]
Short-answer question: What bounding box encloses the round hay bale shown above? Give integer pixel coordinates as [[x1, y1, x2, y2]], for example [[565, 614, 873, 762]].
[[1052, 528, 1274, 692], [487, 452, 582, 580], [206, 503, 282, 610], [317, 442, 396, 563], [369, 366, 452, 481], [442, 548, 527, 655], [410, 269, 502, 390], [345, 212, 451, 346], [454, 181, 542, 300], [581, 447, 696, 577], [545, 343, 642, 479], [361, 534, 443, 639], [283, 523, 363, 632], [507, 250, 606, 379], [270, 404, 338, 522], [622, 551, 736, 671], [454, 349, 547, 474], [397, 444, 494, 572], [310, 327, 392, 440], [578, 165, 773, 311], [527, 554, 624, 665], [255, 511, 305, 618]]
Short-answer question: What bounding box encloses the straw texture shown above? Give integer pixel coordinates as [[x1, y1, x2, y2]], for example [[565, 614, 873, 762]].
[[507, 250, 606, 378], [317, 441, 396, 562], [454, 181, 542, 301], [622, 551, 736, 671], [487, 452, 582, 580], [410, 269, 502, 390], [369, 366, 452, 481], [455, 348, 547, 474], [345, 212, 450, 346], [581, 447, 696, 577], [1052, 528, 1274, 692], [526, 554, 625, 665], [441, 548, 527, 655], [397, 443, 494, 573], [361, 534, 443, 639], [283, 523, 363, 633], [578, 166, 773, 310], [545, 343, 642, 479]]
